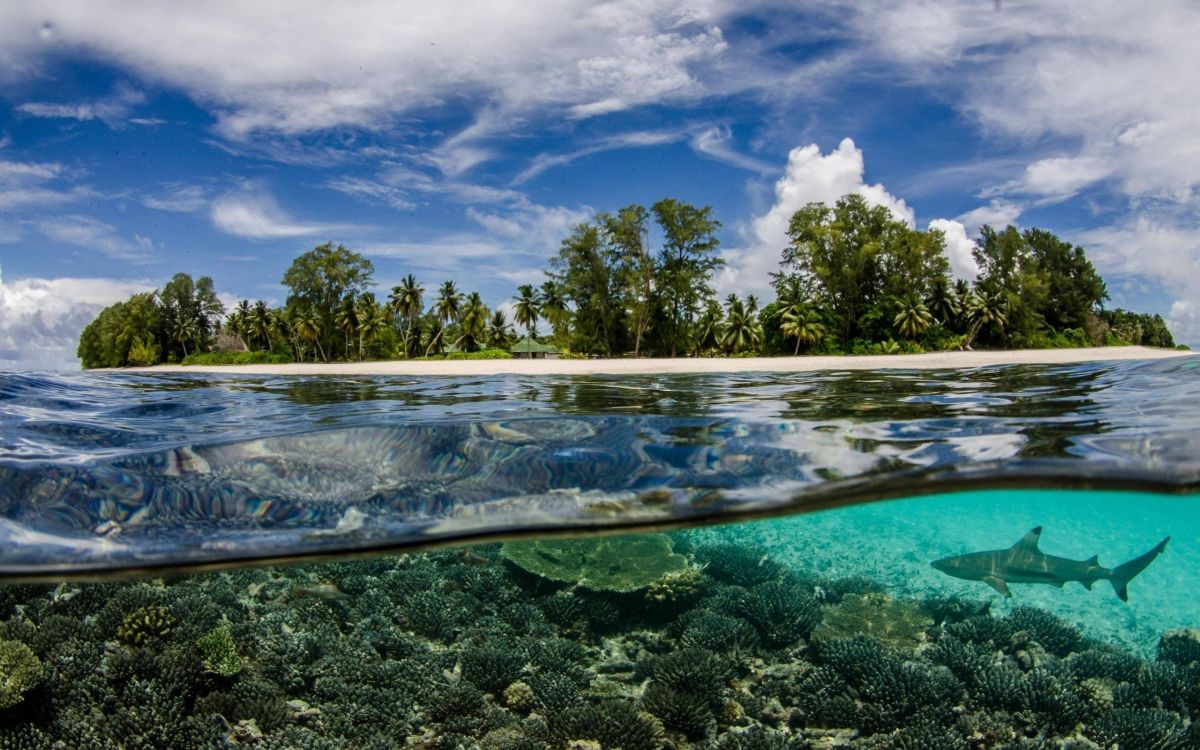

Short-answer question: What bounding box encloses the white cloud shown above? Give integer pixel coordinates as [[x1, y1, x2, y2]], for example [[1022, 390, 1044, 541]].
[[718, 137, 914, 296], [689, 126, 776, 173], [466, 202, 592, 252], [16, 82, 147, 128], [210, 189, 333, 239], [0, 158, 89, 210], [1018, 156, 1113, 200], [1168, 300, 1199, 348], [33, 215, 153, 260], [142, 184, 209, 213], [928, 218, 978, 282], [325, 177, 416, 211], [0, 1, 729, 145], [954, 200, 1023, 234], [514, 130, 681, 184], [0, 271, 153, 370]]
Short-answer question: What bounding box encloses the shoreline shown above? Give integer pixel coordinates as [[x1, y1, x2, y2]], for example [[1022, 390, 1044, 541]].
[[125, 346, 1192, 376]]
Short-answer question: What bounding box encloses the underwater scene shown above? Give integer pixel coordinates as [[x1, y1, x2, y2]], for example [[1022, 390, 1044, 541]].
[[1, 358, 1199, 749]]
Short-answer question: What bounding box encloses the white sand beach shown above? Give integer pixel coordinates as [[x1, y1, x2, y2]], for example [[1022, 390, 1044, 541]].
[[132, 346, 1191, 376]]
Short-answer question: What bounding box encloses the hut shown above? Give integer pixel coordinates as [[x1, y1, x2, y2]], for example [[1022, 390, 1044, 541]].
[[510, 337, 559, 359]]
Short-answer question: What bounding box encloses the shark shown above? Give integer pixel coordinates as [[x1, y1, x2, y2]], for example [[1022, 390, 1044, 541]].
[[931, 527, 1169, 601]]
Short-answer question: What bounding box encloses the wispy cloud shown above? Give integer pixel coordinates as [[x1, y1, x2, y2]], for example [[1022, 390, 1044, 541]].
[[142, 184, 210, 213], [210, 188, 336, 239], [33, 215, 154, 260], [0, 158, 91, 210], [689, 126, 776, 174], [513, 131, 682, 184], [325, 177, 416, 211], [16, 82, 148, 129]]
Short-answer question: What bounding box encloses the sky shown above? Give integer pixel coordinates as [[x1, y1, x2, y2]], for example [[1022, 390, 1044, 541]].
[[1, 0, 1198, 369]]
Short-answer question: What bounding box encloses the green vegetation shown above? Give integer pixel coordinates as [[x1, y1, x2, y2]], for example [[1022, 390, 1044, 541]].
[[78, 194, 1179, 368]]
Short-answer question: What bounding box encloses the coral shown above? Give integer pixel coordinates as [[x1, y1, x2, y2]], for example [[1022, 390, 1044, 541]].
[[640, 682, 715, 739], [739, 581, 822, 647], [504, 680, 536, 712], [462, 643, 528, 695], [551, 699, 665, 750], [1157, 628, 1200, 668], [676, 610, 758, 653], [1087, 707, 1190, 750], [710, 725, 806, 750], [1063, 646, 1141, 682], [0, 641, 41, 710], [927, 637, 991, 683], [540, 592, 584, 628], [195, 624, 241, 676], [501, 534, 689, 592], [116, 605, 175, 646], [945, 614, 1013, 649], [1003, 607, 1083, 658], [639, 648, 731, 709], [695, 544, 784, 587], [812, 593, 932, 649], [527, 671, 583, 713], [644, 568, 707, 605]]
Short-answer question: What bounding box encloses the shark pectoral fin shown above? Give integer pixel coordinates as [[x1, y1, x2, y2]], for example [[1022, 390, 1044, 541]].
[[983, 576, 1012, 597], [1081, 579, 1094, 590], [1049, 580, 1064, 587]]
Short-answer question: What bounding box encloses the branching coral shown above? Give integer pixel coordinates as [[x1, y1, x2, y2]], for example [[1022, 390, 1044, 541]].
[[116, 605, 175, 646], [812, 593, 932, 649], [0, 639, 41, 709]]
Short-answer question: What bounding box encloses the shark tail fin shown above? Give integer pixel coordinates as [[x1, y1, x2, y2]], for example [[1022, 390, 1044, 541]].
[[1109, 537, 1170, 602]]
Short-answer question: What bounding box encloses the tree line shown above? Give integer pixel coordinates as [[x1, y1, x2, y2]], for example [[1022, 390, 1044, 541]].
[[77, 195, 1178, 368]]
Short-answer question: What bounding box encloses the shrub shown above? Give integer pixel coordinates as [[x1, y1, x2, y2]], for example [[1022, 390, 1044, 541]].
[[181, 350, 293, 365]]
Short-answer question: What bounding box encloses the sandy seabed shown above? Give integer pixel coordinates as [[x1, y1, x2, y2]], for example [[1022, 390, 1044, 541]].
[[131, 345, 1191, 376]]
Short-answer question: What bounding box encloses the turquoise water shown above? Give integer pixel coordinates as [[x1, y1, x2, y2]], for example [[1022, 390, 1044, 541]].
[[0, 359, 1198, 748]]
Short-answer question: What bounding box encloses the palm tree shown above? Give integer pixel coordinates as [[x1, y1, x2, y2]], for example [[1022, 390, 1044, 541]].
[[926, 280, 960, 327], [171, 316, 199, 358], [893, 295, 934, 340], [225, 307, 247, 350], [293, 308, 327, 362], [487, 309, 513, 349], [719, 295, 762, 355], [423, 318, 446, 356], [334, 295, 359, 360], [538, 280, 569, 343], [455, 292, 489, 352], [693, 298, 723, 355], [356, 295, 390, 360], [513, 284, 540, 341], [961, 291, 1008, 350], [389, 274, 424, 357], [781, 305, 826, 354], [251, 300, 274, 352], [435, 281, 463, 326], [268, 309, 291, 358]]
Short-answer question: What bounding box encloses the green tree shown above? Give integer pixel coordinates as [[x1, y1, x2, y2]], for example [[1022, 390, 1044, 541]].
[[435, 280, 463, 326], [604, 205, 656, 357], [780, 305, 826, 354], [281, 242, 374, 361], [538, 280, 569, 345], [355, 293, 390, 359], [389, 274, 424, 358], [159, 272, 224, 359], [334, 295, 359, 360], [513, 284, 540, 341], [487, 309, 513, 349], [423, 317, 446, 356], [652, 198, 723, 357], [250, 300, 274, 351], [719, 294, 762, 354], [291, 307, 326, 362], [455, 292, 489, 352], [692, 298, 724, 355], [549, 222, 624, 355], [893, 295, 934, 340], [926, 278, 960, 328], [171, 315, 199, 358], [1023, 228, 1108, 330], [77, 292, 164, 368], [962, 291, 1008, 350]]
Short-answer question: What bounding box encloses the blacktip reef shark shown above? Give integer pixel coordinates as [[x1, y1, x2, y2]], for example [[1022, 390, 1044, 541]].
[[931, 527, 1169, 601]]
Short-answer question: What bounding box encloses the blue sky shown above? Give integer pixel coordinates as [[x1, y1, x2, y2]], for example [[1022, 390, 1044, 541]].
[[1, 1, 1198, 368]]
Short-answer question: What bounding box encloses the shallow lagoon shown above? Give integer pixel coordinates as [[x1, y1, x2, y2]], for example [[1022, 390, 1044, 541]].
[[0, 358, 1198, 748]]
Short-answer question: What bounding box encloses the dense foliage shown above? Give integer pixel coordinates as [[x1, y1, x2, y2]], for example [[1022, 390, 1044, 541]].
[[78, 195, 1179, 368]]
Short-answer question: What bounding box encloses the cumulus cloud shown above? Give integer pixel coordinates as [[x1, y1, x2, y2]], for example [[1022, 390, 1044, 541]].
[[954, 200, 1023, 234], [210, 189, 334, 239], [1168, 300, 1199, 348], [0, 271, 153, 370], [928, 218, 978, 282], [0, 1, 728, 144], [719, 137, 915, 296]]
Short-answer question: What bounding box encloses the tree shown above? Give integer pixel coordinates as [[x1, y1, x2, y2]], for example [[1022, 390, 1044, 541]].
[[893, 295, 934, 340], [334, 295, 359, 360], [423, 317, 446, 356], [77, 292, 164, 368], [435, 280, 463, 326], [961, 291, 1008, 350], [693, 298, 724, 355], [513, 284, 540, 341], [291, 307, 327, 362], [780, 305, 826, 354], [652, 198, 723, 357], [719, 294, 762, 354], [159, 272, 224, 359], [487, 309, 513, 349], [604, 205, 656, 357], [538, 280, 569, 345], [251, 300, 274, 351], [389, 274, 424, 358], [355, 293, 390, 359], [926, 278, 960, 328], [1023, 228, 1108, 330], [456, 292, 489, 352], [549, 223, 623, 355], [171, 315, 199, 358], [281, 242, 374, 361]]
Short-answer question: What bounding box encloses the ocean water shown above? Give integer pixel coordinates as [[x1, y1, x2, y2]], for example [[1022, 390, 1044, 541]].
[[0, 357, 1198, 749]]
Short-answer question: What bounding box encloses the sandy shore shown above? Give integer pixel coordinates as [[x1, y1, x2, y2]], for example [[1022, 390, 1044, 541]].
[[130, 346, 1191, 376]]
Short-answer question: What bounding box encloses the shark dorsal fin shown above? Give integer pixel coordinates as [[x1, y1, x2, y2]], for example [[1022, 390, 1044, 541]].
[[1011, 526, 1043, 552], [1086, 554, 1099, 565]]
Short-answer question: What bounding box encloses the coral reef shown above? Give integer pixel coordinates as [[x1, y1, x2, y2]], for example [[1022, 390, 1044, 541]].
[[500, 534, 689, 592], [0, 527, 1195, 750]]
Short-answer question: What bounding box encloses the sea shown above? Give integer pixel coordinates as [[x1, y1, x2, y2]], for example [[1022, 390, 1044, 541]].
[[0, 356, 1197, 749]]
